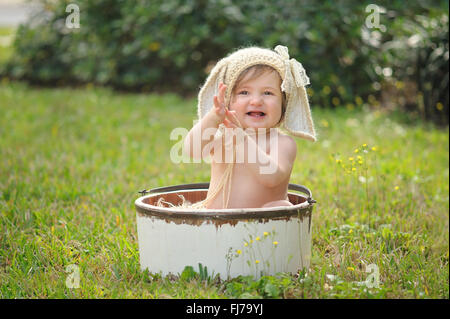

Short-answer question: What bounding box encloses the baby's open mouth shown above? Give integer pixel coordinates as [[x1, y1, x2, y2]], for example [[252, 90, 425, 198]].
[[246, 111, 266, 117]]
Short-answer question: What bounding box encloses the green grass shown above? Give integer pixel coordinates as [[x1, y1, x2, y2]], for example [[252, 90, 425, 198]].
[[0, 79, 448, 298], [0, 27, 15, 65]]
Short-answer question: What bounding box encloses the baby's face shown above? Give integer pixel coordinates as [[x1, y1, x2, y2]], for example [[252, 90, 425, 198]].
[[229, 70, 283, 131]]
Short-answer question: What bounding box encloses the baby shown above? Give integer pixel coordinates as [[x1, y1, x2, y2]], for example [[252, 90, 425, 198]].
[[183, 45, 316, 209]]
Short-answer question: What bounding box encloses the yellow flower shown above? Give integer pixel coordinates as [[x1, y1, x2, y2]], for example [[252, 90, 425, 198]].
[[347, 266, 355, 271], [148, 42, 161, 51], [332, 97, 340, 106], [354, 149, 359, 153], [363, 144, 367, 147], [249, 240, 254, 244], [273, 241, 279, 246], [263, 232, 269, 237], [436, 102, 443, 111], [256, 236, 260, 241], [349, 157, 354, 161], [244, 242, 248, 247], [395, 81, 404, 89], [355, 96, 363, 106], [358, 160, 363, 165], [372, 146, 377, 151], [336, 159, 342, 164], [236, 249, 242, 255], [352, 167, 356, 171], [349, 229, 353, 234], [255, 260, 260, 264], [394, 186, 399, 191]]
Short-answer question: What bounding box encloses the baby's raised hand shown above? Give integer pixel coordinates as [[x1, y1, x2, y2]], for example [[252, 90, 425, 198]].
[[213, 82, 227, 123], [223, 109, 240, 129], [212, 82, 241, 129]]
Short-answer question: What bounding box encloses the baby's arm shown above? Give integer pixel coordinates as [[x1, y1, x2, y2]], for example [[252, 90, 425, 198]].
[[183, 83, 232, 159], [236, 133, 297, 188]]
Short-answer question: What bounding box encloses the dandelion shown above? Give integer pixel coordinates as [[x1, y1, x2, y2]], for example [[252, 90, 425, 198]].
[[352, 167, 356, 172], [347, 266, 355, 271], [255, 260, 260, 264], [394, 186, 399, 191], [336, 159, 342, 164], [358, 160, 363, 165], [148, 42, 161, 51], [436, 102, 444, 111], [355, 96, 363, 106], [273, 241, 279, 246], [255, 236, 260, 241], [349, 229, 353, 234], [320, 119, 329, 128], [263, 232, 269, 237], [236, 249, 242, 255], [395, 81, 404, 89], [371, 146, 377, 151], [349, 157, 354, 161], [357, 155, 362, 160], [249, 240, 254, 244], [244, 242, 248, 247], [354, 149, 359, 153], [332, 97, 340, 106], [363, 144, 367, 147]]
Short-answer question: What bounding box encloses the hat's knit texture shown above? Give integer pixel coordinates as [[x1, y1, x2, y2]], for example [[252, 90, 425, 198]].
[[198, 45, 317, 142]]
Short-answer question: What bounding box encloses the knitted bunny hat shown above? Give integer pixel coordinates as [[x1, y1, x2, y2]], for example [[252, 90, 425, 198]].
[[197, 45, 316, 142]]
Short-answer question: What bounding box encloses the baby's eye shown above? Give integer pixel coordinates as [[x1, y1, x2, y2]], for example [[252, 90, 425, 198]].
[[264, 91, 273, 95], [238, 90, 249, 95]]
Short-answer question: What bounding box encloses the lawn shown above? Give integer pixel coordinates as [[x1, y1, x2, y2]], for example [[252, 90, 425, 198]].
[[0, 79, 448, 298], [0, 27, 15, 66]]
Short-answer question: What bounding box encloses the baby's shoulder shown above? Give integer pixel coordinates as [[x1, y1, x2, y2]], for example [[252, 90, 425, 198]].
[[274, 131, 297, 156], [276, 131, 296, 147]]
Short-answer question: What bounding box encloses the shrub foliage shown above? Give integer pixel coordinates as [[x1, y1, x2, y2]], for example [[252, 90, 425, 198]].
[[1, 0, 448, 124]]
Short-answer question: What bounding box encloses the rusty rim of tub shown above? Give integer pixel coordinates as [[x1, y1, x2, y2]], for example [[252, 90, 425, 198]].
[[135, 183, 316, 221]]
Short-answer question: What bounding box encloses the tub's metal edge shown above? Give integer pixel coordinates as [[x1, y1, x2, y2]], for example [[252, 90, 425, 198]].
[[135, 196, 314, 228]]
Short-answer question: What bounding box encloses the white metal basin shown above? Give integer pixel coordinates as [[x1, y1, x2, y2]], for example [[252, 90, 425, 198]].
[[135, 183, 315, 279]]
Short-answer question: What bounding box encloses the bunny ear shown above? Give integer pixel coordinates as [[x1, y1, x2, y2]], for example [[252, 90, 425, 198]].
[[283, 85, 317, 142], [198, 59, 228, 120]]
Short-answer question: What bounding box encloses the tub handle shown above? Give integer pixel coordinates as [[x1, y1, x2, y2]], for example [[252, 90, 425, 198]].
[[139, 182, 316, 205], [287, 183, 316, 205]]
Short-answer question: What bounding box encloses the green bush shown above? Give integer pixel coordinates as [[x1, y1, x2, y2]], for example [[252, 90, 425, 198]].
[[1, 0, 448, 124]]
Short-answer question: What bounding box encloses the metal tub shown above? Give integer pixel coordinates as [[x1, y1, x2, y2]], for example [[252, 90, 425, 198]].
[[135, 183, 315, 279]]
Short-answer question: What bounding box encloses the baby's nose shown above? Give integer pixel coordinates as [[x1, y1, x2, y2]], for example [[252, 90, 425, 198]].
[[250, 95, 263, 105]]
